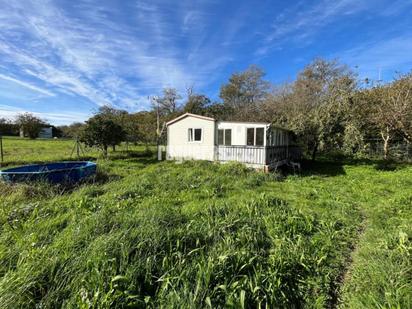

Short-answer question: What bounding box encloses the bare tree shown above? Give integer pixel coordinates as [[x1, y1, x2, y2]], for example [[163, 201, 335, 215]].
[[155, 88, 182, 115]]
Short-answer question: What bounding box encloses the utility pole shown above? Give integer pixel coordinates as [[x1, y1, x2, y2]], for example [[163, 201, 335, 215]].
[[0, 135, 3, 165], [150, 95, 163, 161]]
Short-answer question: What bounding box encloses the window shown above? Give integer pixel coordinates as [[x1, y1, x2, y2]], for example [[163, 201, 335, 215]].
[[256, 128, 264, 146], [218, 129, 224, 145], [218, 129, 232, 146], [246, 127, 265, 146], [188, 128, 202, 142], [224, 129, 232, 146], [247, 128, 254, 146]]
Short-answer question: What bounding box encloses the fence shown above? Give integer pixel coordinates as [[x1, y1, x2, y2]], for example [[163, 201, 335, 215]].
[[364, 140, 412, 161]]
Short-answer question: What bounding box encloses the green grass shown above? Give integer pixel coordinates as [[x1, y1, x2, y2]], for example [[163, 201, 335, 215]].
[[0, 138, 411, 308], [0, 136, 152, 166]]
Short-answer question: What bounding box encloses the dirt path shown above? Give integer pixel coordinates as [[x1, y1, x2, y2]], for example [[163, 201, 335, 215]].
[[329, 211, 367, 308]]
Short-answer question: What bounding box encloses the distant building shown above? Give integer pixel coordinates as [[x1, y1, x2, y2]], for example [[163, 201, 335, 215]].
[[38, 127, 53, 139], [20, 126, 54, 139]]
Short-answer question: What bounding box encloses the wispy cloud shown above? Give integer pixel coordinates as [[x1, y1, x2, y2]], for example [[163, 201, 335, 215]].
[[337, 35, 412, 81], [0, 73, 54, 96], [1, 0, 410, 125], [0, 0, 238, 114], [0, 103, 90, 124], [255, 0, 368, 56]]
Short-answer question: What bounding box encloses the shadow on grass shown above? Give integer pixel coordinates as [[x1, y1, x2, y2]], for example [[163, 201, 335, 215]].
[[293, 156, 411, 178], [332, 156, 411, 171], [298, 160, 347, 177]]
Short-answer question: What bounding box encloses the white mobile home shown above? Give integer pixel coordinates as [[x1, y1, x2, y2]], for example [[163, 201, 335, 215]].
[[166, 113, 300, 170]]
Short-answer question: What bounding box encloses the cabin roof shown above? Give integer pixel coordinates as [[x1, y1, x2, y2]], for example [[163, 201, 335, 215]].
[[218, 120, 271, 125], [166, 113, 215, 126], [166, 113, 291, 131], [218, 120, 290, 131]]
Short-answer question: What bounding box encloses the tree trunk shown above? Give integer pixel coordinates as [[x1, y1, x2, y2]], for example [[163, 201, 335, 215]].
[[381, 128, 390, 160], [112, 144, 116, 152], [311, 142, 318, 161], [103, 146, 108, 158]]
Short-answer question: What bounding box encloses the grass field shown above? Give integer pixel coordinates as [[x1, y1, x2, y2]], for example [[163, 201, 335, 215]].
[[0, 137, 411, 308]]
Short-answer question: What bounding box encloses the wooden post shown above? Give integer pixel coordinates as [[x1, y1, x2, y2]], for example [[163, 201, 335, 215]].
[[76, 138, 80, 159], [0, 135, 3, 165]]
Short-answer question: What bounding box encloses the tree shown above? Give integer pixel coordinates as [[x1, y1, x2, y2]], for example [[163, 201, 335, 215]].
[[220, 65, 270, 120], [59, 122, 85, 138], [155, 88, 182, 115], [0, 118, 18, 136], [15, 113, 47, 139], [128, 111, 157, 147], [95, 105, 129, 151], [360, 73, 412, 159], [267, 58, 357, 160], [183, 93, 211, 115], [388, 73, 412, 144], [80, 115, 126, 157]]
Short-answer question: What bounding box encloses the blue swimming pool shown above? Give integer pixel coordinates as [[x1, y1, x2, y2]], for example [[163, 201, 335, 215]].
[[0, 161, 97, 184]]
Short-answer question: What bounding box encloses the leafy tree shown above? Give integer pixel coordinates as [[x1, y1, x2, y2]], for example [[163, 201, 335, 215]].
[[267, 59, 357, 160], [0, 118, 18, 136], [203, 103, 234, 120], [220, 65, 270, 120], [387, 73, 412, 144], [360, 73, 412, 159], [95, 105, 130, 150], [58, 122, 85, 138], [80, 115, 126, 157], [129, 111, 157, 147], [15, 113, 47, 139], [183, 94, 211, 115]]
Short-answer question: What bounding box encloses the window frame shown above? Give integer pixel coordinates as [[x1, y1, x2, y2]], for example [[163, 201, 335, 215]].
[[246, 127, 265, 147], [218, 128, 232, 146], [188, 128, 203, 143], [224, 129, 232, 146], [217, 129, 224, 145]]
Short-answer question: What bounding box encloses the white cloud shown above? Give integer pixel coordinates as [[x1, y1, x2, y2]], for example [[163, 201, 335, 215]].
[[255, 0, 372, 56], [0, 73, 54, 96], [0, 104, 90, 125], [0, 0, 237, 113]]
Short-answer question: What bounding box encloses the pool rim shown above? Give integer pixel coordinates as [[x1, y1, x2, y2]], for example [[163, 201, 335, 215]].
[[0, 161, 97, 175]]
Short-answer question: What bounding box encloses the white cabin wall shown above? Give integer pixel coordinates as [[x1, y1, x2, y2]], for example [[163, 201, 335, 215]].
[[167, 116, 215, 161], [217, 122, 267, 146]]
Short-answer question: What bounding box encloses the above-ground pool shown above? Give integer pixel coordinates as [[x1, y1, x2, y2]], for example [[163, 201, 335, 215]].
[[0, 161, 97, 184]]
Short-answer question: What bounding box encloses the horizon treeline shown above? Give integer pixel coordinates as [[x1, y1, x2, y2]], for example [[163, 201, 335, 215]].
[[2, 58, 411, 160]]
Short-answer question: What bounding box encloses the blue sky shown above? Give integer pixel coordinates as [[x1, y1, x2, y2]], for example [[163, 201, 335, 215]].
[[0, 0, 412, 125]]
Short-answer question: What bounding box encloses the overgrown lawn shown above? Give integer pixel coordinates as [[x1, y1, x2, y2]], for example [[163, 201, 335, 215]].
[[0, 139, 411, 308]]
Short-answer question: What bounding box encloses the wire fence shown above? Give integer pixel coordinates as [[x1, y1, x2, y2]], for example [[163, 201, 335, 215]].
[[363, 139, 412, 161], [0, 136, 154, 167]]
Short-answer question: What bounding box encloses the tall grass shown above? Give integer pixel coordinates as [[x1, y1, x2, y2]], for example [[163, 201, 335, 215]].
[[0, 141, 411, 308]]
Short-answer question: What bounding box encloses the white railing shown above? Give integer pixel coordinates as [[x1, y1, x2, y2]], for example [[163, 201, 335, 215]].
[[166, 145, 298, 165], [217, 146, 267, 165]]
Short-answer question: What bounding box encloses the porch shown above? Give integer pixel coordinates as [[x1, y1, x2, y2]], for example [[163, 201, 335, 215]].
[[216, 145, 301, 168]]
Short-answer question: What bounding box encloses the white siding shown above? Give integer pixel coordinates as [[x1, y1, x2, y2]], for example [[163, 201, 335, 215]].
[[167, 115, 215, 161], [217, 122, 268, 146]]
